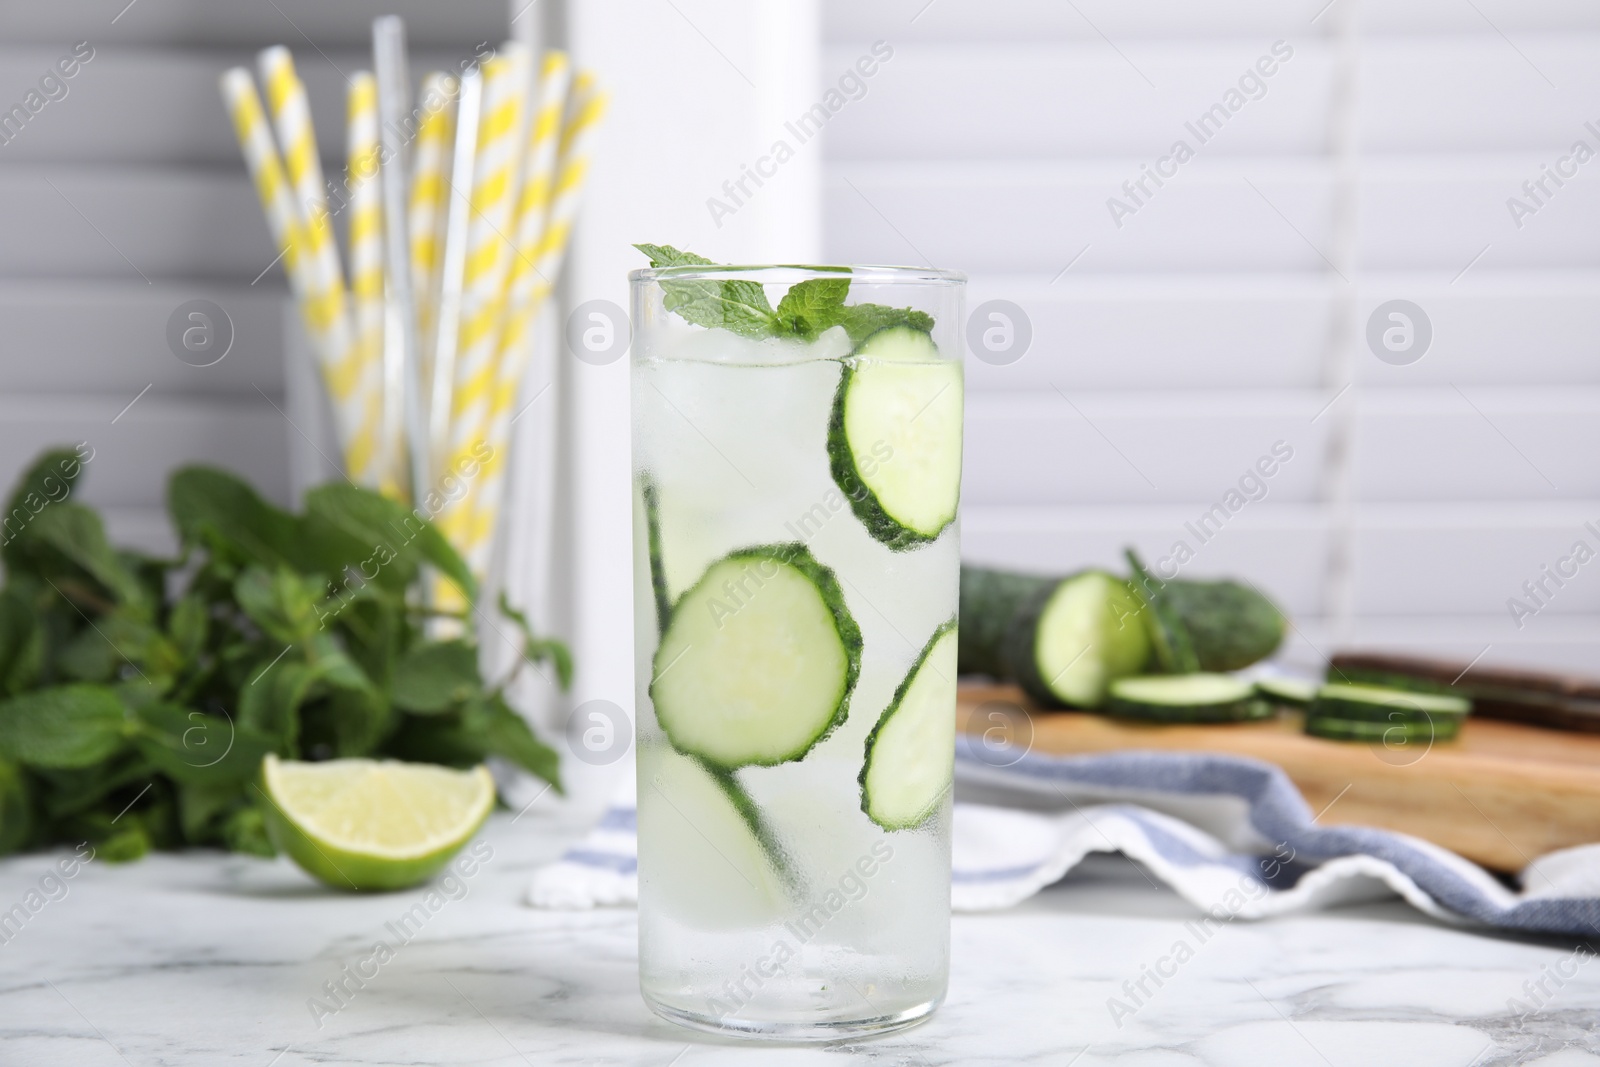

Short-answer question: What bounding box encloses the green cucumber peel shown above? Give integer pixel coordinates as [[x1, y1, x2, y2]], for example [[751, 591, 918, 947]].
[[699, 756, 802, 893], [1125, 549, 1201, 674], [638, 474, 672, 636]]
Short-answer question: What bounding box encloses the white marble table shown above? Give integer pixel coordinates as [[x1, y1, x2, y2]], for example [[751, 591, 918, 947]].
[[2, 806, 1597, 1066]]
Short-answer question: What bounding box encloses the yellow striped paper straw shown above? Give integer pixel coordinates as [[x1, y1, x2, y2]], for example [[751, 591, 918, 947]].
[[345, 72, 388, 492], [257, 48, 364, 481], [489, 51, 572, 398], [409, 72, 457, 392], [433, 49, 530, 605], [428, 68, 482, 485], [219, 69, 332, 402], [220, 69, 306, 283], [464, 70, 607, 575]]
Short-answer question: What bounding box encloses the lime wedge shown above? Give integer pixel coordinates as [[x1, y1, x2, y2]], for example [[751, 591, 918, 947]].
[[260, 754, 495, 891]]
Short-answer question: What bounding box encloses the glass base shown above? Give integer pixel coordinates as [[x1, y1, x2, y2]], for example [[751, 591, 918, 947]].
[[643, 991, 942, 1043]]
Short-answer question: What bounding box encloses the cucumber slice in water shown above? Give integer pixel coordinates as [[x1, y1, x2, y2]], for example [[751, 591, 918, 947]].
[[1312, 683, 1470, 723], [828, 326, 963, 550], [1107, 673, 1274, 723], [860, 620, 958, 831], [637, 743, 790, 926], [650, 543, 861, 769], [1256, 676, 1318, 708]]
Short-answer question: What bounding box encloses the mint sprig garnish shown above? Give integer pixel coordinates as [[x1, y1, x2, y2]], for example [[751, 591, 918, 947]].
[[634, 244, 933, 344]]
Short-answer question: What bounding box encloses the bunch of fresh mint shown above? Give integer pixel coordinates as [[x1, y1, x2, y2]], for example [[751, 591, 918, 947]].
[[634, 244, 933, 343], [0, 449, 567, 862]]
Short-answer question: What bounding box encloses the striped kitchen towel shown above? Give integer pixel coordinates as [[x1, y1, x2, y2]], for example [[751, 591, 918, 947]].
[[527, 735, 1600, 936]]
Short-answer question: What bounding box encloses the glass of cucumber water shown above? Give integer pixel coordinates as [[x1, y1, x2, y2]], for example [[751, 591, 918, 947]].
[[629, 256, 965, 1039]]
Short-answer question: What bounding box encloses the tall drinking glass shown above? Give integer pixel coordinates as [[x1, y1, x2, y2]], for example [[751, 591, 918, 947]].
[[630, 264, 965, 1039]]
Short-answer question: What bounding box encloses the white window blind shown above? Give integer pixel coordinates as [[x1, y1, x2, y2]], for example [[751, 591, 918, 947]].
[[824, 0, 1600, 672]]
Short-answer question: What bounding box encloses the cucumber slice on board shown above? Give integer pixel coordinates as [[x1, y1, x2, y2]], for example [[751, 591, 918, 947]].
[[649, 543, 862, 769], [860, 620, 958, 831], [637, 743, 791, 926], [1107, 673, 1275, 723], [1311, 683, 1470, 723], [1256, 677, 1318, 708], [828, 326, 963, 551], [1304, 715, 1460, 744]]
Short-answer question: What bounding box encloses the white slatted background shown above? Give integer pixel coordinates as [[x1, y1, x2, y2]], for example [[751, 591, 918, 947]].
[[0, 0, 507, 553], [823, 0, 1600, 672]]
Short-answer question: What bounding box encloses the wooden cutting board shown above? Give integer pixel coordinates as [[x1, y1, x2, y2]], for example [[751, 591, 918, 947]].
[[958, 683, 1600, 872]]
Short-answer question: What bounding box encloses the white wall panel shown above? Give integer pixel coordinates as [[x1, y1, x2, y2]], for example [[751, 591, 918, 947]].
[[0, 395, 290, 509], [0, 167, 269, 280], [824, 0, 1600, 42], [822, 42, 1334, 161], [1350, 503, 1600, 616], [0, 48, 488, 164], [827, 158, 1600, 274], [1355, 389, 1600, 501], [965, 272, 1600, 393], [828, 160, 1336, 273], [963, 391, 1325, 505], [964, 273, 1332, 391], [0, 281, 285, 394], [0, 1, 507, 47], [99, 507, 175, 557], [1352, 273, 1600, 387], [822, 37, 1600, 160]]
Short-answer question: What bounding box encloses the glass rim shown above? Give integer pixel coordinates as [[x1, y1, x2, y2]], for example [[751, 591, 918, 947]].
[[629, 263, 966, 285]]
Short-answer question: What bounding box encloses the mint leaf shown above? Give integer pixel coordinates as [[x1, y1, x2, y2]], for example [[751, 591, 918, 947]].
[[2, 447, 86, 570], [822, 303, 935, 345], [0, 590, 41, 697], [633, 243, 711, 268], [775, 277, 850, 339], [133, 702, 275, 785], [635, 243, 779, 339], [234, 566, 322, 645], [0, 758, 31, 855], [712, 278, 780, 337], [91, 821, 151, 863], [168, 593, 208, 662], [222, 803, 275, 857], [16, 504, 147, 608], [304, 483, 476, 605], [498, 592, 572, 690], [0, 684, 129, 768], [169, 467, 304, 570], [633, 244, 936, 344], [176, 780, 237, 843], [469, 692, 562, 791], [306, 632, 373, 693], [393, 639, 479, 713], [238, 656, 315, 749]]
